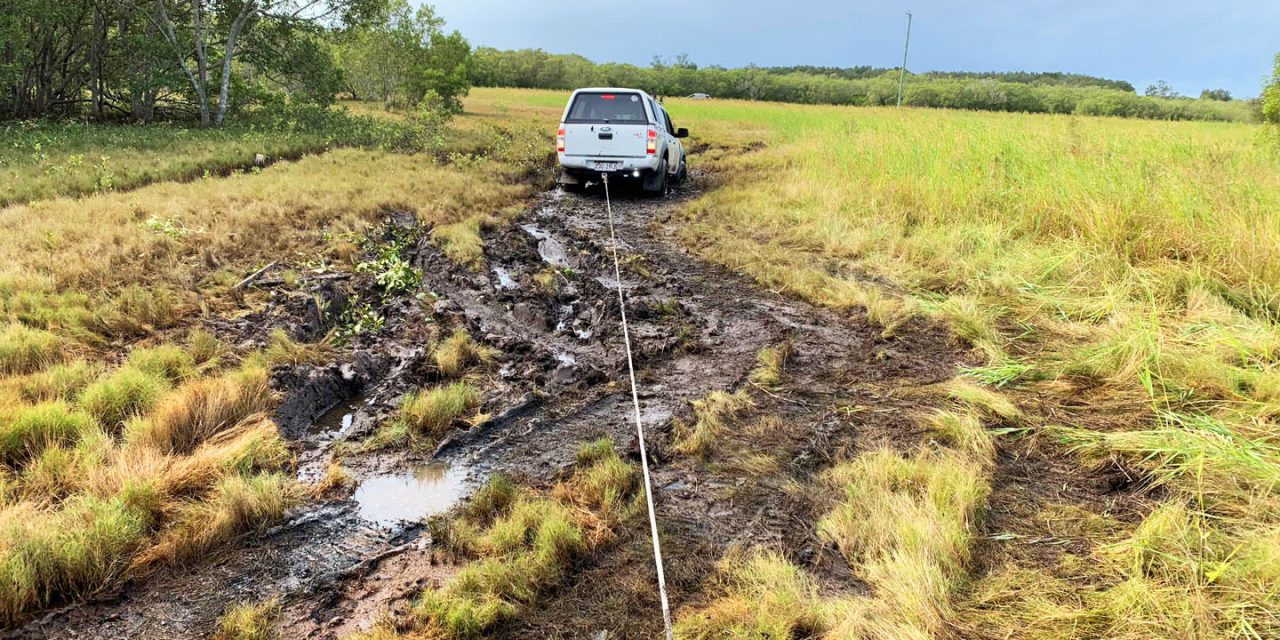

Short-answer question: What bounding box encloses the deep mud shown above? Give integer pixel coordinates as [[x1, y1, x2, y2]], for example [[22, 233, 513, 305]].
[[7, 167, 1133, 640]]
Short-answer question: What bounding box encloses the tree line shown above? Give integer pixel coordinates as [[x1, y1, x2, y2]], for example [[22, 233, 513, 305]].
[[0, 0, 473, 126], [470, 48, 1259, 123]]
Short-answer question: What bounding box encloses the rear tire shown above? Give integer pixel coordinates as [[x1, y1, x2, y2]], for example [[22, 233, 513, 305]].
[[643, 160, 669, 197]]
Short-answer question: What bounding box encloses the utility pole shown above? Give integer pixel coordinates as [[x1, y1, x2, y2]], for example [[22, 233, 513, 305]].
[[897, 11, 913, 107]]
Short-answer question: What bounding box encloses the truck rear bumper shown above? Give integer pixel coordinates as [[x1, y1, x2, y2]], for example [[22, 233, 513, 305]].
[[559, 154, 661, 175]]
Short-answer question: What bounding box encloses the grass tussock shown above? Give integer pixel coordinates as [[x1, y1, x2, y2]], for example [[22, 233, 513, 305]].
[[310, 462, 354, 499], [749, 341, 793, 388], [17, 360, 101, 403], [0, 324, 67, 375], [433, 217, 488, 269], [0, 401, 95, 465], [672, 390, 755, 457], [213, 597, 281, 640], [432, 329, 496, 378], [818, 448, 990, 638], [78, 365, 168, 430], [370, 383, 481, 450], [394, 441, 637, 639], [674, 549, 855, 639], [133, 472, 296, 571], [264, 329, 334, 367], [125, 366, 274, 454]]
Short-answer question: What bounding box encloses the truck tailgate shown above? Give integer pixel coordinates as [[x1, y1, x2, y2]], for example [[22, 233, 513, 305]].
[[563, 123, 647, 158]]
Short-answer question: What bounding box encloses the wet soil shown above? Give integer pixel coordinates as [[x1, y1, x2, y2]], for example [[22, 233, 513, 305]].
[[7, 168, 1140, 639]]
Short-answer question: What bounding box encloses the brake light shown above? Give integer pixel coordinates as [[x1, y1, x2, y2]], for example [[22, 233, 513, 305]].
[[557, 128, 565, 153], [601, 94, 616, 100], [646, 129, 657, 155]]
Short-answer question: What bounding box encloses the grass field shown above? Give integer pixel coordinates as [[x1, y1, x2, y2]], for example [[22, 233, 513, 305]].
[[456, 88, 1280, 638], [3, 86, 1278, 637], [665, 95, 1280, 637]]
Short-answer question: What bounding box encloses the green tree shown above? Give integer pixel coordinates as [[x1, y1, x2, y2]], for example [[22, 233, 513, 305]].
[[335, 1, 470, 110], [1264, 54, 1280, 125], [1199, 88, 1232, 101]]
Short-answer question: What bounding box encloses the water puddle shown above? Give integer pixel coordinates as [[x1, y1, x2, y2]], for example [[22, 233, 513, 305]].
[[308, 393, 366, 439], [352, 462, 471, 527], [521, 224, 577, 269], [492, 265, 520, 290]]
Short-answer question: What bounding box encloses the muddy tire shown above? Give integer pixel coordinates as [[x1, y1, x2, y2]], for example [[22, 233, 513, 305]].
[[676, 158, 689, 184], [643, 160, 669, 197]]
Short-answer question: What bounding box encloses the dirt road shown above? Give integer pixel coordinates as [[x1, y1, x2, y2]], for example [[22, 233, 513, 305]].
[[9, 174, 961, 639]]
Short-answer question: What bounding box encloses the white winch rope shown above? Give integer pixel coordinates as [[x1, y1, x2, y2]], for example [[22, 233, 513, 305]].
[[601, 174, 675, 640]]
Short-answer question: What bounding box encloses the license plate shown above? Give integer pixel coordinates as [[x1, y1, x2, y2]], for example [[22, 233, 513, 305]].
[[593, 161, 621, 171]]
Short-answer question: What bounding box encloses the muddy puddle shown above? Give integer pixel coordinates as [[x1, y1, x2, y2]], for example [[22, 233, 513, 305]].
[[352, 462, 471, 527]]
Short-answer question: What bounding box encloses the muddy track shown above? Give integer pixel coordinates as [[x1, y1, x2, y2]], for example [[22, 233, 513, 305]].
[[9, 173, 963, 639]]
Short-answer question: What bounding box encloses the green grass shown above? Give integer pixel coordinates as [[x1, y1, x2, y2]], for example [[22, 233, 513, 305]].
[[0, 106, 429, 207]]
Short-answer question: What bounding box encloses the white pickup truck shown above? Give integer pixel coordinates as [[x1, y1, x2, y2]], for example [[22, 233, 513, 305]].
[[556, 88, 688, 195]]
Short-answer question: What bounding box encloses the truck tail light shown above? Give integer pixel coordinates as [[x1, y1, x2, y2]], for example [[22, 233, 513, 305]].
[[556, 128, 565, 153], [646, 129, 657, 155]]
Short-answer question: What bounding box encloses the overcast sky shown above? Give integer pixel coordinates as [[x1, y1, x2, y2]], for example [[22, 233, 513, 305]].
[[418, 0, 1278, 98]]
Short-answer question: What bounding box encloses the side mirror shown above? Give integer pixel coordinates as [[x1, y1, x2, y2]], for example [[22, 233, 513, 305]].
[[675, 128, 689, 138]]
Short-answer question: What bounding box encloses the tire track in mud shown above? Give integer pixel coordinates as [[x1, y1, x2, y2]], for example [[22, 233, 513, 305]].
[[9, 175, 962, 639]]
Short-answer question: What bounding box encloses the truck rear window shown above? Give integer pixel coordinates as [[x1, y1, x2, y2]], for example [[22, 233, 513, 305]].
[[565, 93, 648, 123]]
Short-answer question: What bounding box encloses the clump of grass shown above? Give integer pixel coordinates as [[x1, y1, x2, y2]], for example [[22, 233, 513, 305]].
[[188, 328, 227, 368], [78, 365, 168, 430], [18, 360, 100, 402], [0, 495, 150, 626], [127, 344, 198, 382], [264, 329, 334, 367], [673, 390, 755, 457], [0, 323, 66, 375], [818, 448, 989, 638], [673, 549, 853, 639], [960, 359, 1037, 389], [946, 378, 1021, 421], [400, 442, 637, 638], [20, 445, 84, 501], [213, 597, 281, 640], [133, 472, 297, 571], [95, 284, 180, 338], [372, 383, 480, 450], [161, 419, 292, 495], [749, 341, 793, 388], [433, 217, 487, 269], [432, 329, 495, 378], [310, 462, 354, 499], [0, 401, 95, 465], [926, 408, 996, 465], [125, 366, 274, 454]]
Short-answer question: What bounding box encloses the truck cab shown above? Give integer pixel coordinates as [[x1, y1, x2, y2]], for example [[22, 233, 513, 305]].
[[556, 88, 688, 195]]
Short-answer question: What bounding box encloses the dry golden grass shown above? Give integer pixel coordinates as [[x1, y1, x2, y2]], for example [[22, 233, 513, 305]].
[[672, 390, 755, 457], [213, 597, 281, 640]]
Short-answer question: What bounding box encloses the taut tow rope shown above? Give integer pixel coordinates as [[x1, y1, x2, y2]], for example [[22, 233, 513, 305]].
[[601, 173, 675, 640]]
